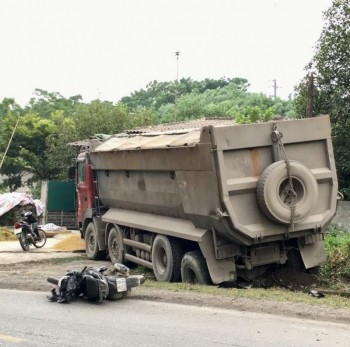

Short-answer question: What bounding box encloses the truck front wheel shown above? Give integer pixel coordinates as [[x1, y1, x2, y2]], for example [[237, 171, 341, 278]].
[[108, 226, 124, 264], [152, 235, 183, 282], [181, 250, 211, 285], [85, 222, 107, 260]]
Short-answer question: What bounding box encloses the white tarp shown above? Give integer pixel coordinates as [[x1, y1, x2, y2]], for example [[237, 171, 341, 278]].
[[40, 223, 67, 232], [0, 192, 44, 217]]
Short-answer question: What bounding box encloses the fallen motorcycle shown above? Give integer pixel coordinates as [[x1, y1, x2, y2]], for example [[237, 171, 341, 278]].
[[13, 211, 47, 251], [47, 263, 145, 303]]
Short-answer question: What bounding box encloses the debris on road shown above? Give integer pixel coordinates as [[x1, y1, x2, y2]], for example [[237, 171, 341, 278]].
[[309, 290, 325, 298]]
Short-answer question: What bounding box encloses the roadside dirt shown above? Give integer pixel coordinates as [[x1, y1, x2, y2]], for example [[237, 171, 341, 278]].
[[0, 256, 349, 325]]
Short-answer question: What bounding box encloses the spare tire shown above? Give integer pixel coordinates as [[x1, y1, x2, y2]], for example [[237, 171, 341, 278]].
[[257, 160, 318, 224]]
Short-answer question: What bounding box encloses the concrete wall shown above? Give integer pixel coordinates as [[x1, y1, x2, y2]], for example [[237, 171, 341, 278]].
[[331, 201, 350, 231], [0, 173, 33, 193]]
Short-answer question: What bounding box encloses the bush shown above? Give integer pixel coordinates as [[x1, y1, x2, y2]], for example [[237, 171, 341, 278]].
[[320, 225, 350, 284]]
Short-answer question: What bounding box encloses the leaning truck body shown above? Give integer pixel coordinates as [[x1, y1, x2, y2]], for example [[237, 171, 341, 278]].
[[75, 116, 338, 284]]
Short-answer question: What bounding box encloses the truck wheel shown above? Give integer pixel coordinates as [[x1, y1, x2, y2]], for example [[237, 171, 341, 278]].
[[181, 250, 211, 285], [257, 160, 318, 224], [85, 222, 107, 260], [152, 235, 183, 282], [108, 226, 124, 264]]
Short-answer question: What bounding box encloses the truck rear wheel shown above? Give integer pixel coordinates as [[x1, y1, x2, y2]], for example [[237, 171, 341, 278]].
[[85, 222, 107, 260], [108, 226, 124, 264], [257, 160, 318, 224], [181, 250, 211, 285], [152, 235, 183, 282]]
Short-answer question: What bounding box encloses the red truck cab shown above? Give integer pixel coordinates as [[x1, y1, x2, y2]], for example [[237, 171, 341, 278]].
[[75, 152, 95, 230]]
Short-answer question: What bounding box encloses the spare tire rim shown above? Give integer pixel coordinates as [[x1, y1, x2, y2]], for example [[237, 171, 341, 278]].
[[278, 176, 305, 208]]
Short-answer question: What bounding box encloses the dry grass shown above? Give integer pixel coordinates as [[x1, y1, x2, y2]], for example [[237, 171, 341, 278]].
[[0, 227, 17, 241], [51, 233, 85, 251]]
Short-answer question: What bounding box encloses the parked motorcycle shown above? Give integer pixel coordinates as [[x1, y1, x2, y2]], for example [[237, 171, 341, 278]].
[[13, 211, 47, 251], [47, 263, 145, 303]]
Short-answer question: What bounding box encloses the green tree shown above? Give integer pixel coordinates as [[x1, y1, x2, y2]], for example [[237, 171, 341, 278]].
[[44, 110, 78, 181], [121, 77, 249, 112], [294, 0, 350, 197], [73, 100, 132, 139], [26, 89, 82, 119], [234, 106, 275, 124], [0, 112, 57, 190]]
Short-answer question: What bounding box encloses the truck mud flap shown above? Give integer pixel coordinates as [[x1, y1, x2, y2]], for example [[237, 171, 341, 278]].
[[298, 239, 326, 269], [199, 231, 236, 283]]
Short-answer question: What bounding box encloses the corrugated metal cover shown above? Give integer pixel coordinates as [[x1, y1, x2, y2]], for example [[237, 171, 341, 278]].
[[93, 130, 200, 152], [129, 118, 234, 133]]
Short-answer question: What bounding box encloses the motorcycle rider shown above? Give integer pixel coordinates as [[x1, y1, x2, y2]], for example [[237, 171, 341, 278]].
[[21, 211, 39, 240]]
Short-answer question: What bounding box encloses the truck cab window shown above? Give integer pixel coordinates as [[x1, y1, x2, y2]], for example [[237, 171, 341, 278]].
[[77, 161, 85, 184]]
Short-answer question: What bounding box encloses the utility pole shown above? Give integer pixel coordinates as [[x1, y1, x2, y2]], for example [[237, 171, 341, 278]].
[[175, 51, 180, 82], [272, 79, 278, 99], [306, 73, 314, 118], [174, 51, 180, 122]]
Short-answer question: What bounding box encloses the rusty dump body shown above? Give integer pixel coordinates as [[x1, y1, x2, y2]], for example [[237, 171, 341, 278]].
[[84, 116, 338, 283]]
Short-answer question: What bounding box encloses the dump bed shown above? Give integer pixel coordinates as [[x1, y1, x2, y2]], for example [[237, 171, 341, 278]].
[[90, 116, 337, 246]]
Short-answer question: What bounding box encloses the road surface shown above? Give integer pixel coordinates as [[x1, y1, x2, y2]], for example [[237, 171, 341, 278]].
[[0, 289, 349, 346]]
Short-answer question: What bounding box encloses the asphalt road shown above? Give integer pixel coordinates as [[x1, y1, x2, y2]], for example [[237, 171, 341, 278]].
[[0, 289, 349, 347]]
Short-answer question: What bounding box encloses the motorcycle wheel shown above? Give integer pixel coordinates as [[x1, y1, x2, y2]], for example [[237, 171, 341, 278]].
[[33, 229, 47, 248], [19, 232, 30, 251]]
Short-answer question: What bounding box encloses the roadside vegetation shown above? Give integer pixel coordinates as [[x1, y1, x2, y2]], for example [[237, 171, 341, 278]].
[[140, 279, 350, 310], [320, 225, 350, 289]]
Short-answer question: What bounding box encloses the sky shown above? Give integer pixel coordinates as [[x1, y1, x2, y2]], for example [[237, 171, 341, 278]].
[[0, 0, 333, 105]]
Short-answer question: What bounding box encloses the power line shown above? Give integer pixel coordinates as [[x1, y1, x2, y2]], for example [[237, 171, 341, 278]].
[[0, 116, 20, 170]]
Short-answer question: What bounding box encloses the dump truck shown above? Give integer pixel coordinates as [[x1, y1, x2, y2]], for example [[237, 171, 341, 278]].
[[72, 115, 338, 284]]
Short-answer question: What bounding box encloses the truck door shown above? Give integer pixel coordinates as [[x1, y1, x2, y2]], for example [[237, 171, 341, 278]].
[[76, 158, 91, 224]]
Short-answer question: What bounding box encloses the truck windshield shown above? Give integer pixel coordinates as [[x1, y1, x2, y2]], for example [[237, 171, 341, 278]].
[[77, 160, 85, 184]]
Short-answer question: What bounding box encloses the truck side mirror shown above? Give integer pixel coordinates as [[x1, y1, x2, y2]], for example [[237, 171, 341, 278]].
[[68, 166, 76, 181]]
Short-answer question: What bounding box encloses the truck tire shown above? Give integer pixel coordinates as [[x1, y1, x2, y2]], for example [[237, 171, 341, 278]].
[[152, 235, 183, 282], [85, 222, 107, 260], [257, 160, 318, 224], [108, 226, 124, 264], [181, 250, 211, 285]]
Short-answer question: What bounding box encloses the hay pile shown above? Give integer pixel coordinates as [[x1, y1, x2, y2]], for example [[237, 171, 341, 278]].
[[51, 233, 85, 252], [0, 227, 17, 241]]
